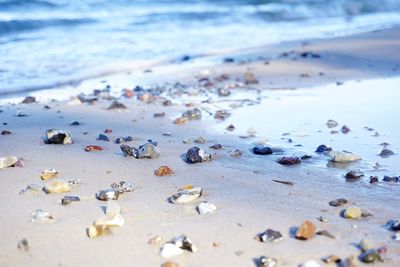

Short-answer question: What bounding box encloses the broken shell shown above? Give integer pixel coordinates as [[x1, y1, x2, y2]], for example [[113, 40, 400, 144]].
[[0, 156, 18, 169], [41, 168, 58, 180], [197, 201, 217, 215], [170, 187, 202, 204], [44, 180, 70, 193], [45, 129, 72, 144], [257, 229, 283, 242], [186, 147, 212, 163], [87, 225, 112, 238], [328, 151, 361, 162], [160, 243, 184, 258], [174, 235, 197, 252], [31, 209, 54, 223], [110, 181, 134, 193], [360, 250, 382, 263], [96, 189, 119, 201], [258, 256, 278, 267], [61, 196, 80, 206], [154, 166, 174, 176]]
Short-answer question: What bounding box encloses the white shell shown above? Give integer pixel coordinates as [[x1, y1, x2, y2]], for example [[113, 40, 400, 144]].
[[170, 187, 202, 204], [95, 201, 124, 227], [160, 243, 184, 258], [328, 151, 361, 162], [299, 260, 322, 267], [0, 156, 18, 169], [197, 201, 217, 215]]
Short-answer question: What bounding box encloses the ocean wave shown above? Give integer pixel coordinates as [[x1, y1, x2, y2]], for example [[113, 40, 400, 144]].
[[0, 18, 95, 35], [0, 0, 58, 10]]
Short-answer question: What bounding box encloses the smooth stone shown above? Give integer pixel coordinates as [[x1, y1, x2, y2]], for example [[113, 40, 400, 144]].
[[61, 196, 80, 206], [383, 176, 399, 182], [258, 229, 283, 242], [186, 147, 211, 163], [44, 180, 70, 194], [390, 220, 400, 231], [299, 260, 321, 267], [107, 101, 127, 110], [328, 151, 361, 162], [326, 119, 338, 128], [21, 96, 36, 104], [277, 156, 301, 165], [253, 146, 273, 155], [315, 144, 332, 153], [258, 256, 278, 267], [197, 201, 217, 215], [345, 170, 364, 180], [138, 143, 160, 159], [344, 206, 362, 219], [360, 239, 373, 252], [329, 198, 348, 207], [321, 255, 341, 264], [170, 187, 202, 204], [154, 166, 174, 176], [360, 250, 382, 263], [379, 148, 394, 158], [295, 221, 316, 240], [45, 129, 72, 144], [97, 133, 110, 142], [31, 209, 54, 222], [96, 189, 119, 201], [70, 120, 80, 126], [41, 168, 58, 180], [393, 233, 400, 241]]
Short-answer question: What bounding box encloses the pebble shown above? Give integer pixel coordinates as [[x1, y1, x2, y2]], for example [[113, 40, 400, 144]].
[[186, 147, 212, 163], [154, 166, 174, 176], [115, 136, 133, 144], [85, 145, 104, 152], [1, 129, 11, 135], [389, 220, 400, 231], [197, 201, 217, 215], [120, 144, 138, 157], [161, 235, 197, 258], [17, 239, 29, 251], [61, 196, 80, 206], [230, 148, 242, 157], [15, 110, 30, 117], [160, 243, 184, 258], [194, 136, 205, 144], [214, 110, 231, 120], [316, 230, 335, 239], [360, 239, 373, 252], [360, 250, 382, 263], [182, 108, 201, 120], [97, 133, 110, 142], [298, 260, 321, 267], [393, 233, 400, 241], [383, 176, 399, 182], [41, 168, 58, 180], [173, 117, 188, 125], [326, 119, 338, 128], [258, 256, 278, 267], [257, 229, 283, 242], [328, 151, 361, 162], [379, 148, 394, 158], [148, 235, 163, 245], [209, 144, 222, 149], [154, 112, 165, 118], [21, 96, 36, 104], [253, 146, 273, 155], [107, 101, 127, 110], [31, 209, 54, 223], [110, 181, 134, 193], [329, 198, 348, 207], [277, 156, 301, 165], [138, 142, 160, 159], [44, 180, 71, 193], [369, 176, 379, 184], [170, 187, 202, 204], [45, 129, 72, 144], [70, 120, 80, 126], [341, 125, 351, 134], [321, 255, 340, 264], [226, 124, 235, 131], [244, 72, 259, 84], [295, 221, 316, 240], [345, 170, 364, 180], [96, 189, 119, 201], [344, 206, 362, 219], [161, 262, 179, 267]]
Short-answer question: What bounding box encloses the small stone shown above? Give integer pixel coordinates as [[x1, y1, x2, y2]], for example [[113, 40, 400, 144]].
[[341, 125, 351, 134], [369, 176, 379, 184], [22, 96, 36, 104], [154, 166, 174, 176], [315, 144, 332, 153], [97, 133, 110, 142], [110, 181, 134, 193], [218, 88, 231, 96], [326, 119, 338, 128], [360, 239, 373, 252], [212, 241, 221, 247], [120, 144, 138, 157], [160, 243, 184, 258], [45, 129, 72, 144], [173, 117, 188, 125], [209, 144, 222, 149], [104, 129, 112, 134], [70, 120, 80, 126], [87, 225, 112, 238], [299, 260, 321, 267], [329, 198, 348, 207], [393, 233, 400, 241], [31, 209, 54, 223], [226, 124, 235, 131], [186, 147, 212, 163], [115, 136, 133, 144], [44, 180, 70, 193], [321, 255, 340, 264], [258, 256, 278, 267], [96, 189, 119, 201], [170, 187, 202, 204], [345, 170, 364, 180], [342, 256, 356, 267], [138, 142, 160, 159], [253, 146, 273, 155], [234, 250, 243, 256], [15, 110, 30, 117], [344, 206, 362, 219], [85, 145, 104, 152], [244, 72, 259, 84], [1, 130, 11, 135], [161, 262, 179, 267], [277, 156, 301, 165], [316, 230, 335, 239], [383, 176, 399, 183], [317, 216, 328, 222], [154, 112, 165, 118], [389, 220, 400, 232], [328, 151, 361, 162], [197, 201, 217, 215], [230, 148, 243, 157], [194, 136, 205, 144], [379, 148, 394, 158], [360, 250, 382, 263], [17, 239, 29, 251], [61, 196, 80, 206], [295, 221, 316, 240], [257, 229, 283, 242], [107, 101, 127, 110], [41, 168, 58, 180], [214, 110, 231, 120], [148, 235, 163, 245], [182, 108, 201, 120]]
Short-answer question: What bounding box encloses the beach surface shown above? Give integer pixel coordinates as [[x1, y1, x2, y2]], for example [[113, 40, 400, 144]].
[[0, 27, 400, 267]]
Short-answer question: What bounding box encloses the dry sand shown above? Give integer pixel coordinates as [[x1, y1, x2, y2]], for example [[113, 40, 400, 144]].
[[0, 27, 400, 267]]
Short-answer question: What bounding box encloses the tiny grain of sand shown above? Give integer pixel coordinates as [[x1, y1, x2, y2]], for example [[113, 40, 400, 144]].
[[0, 27, 400, 267]]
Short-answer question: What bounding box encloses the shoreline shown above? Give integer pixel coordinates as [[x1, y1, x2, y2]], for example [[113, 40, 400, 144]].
[[0, 26, 400, 267]]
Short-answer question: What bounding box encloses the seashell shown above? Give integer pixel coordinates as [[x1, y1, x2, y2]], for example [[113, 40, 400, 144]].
[[31, 209, 54, 223], [44, 180, 70, 193], [45, 129, 72, 144], [110, 181, 134, 194], [94, 213, 124, 228], [154, 166, 174, 176], [96, 189, 119, 201], [299, 260, 321, 267], [186, 147, 212, 163], [258, 256, 278, 267], [160, 243, 184, 258], [197, 201, 217, 215], [87, 225, 112, 238], [360, 250, 382, 263], [170, 187, 202, 204], [0, 156, 18, 169], [41, 168, 58, 180], [61, 196, 80, 206], [328, 151, 361, 162], [174, 235, 197, 252]]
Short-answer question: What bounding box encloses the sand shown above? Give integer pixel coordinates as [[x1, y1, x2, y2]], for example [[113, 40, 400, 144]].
[[0, 27, 400, 267]]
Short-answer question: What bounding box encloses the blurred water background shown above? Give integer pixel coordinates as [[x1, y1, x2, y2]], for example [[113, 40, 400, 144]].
[[1, 0, 400, 95]]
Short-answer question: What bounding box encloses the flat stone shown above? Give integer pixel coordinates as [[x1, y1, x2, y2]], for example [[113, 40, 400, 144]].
[[329, 198, 348, 207]]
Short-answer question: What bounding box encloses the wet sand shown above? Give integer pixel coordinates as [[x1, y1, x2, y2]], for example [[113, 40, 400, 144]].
[[0, 27, 400, 267]]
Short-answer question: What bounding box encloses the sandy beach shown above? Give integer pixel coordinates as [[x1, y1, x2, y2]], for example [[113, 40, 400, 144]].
[[1, 26, 400, 267]]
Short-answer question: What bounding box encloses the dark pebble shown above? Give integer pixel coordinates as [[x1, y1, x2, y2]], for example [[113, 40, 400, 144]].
[[276, 156, 301, 165], [379, 148, 395, 158], [21, 96, 36, 104], [120, 144, 138, 158], [61, 196, 80, 206], [315, 144, 332, 153], [329, 198, 348, 207], [253, 146, 273, 155], [1, 130, 11, 135], [345, 170, 364, 180], [209, 144, 222, 149], [97, 133, 110, 142], [383, 176, 399, 183], [369, 176, 379, 184], [70, 120, 80, 126], [341, 125, 351, 134], [107, 101, 127, 110]]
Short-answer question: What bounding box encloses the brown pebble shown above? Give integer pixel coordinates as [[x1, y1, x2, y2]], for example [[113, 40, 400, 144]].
[[173, 117, 188, 125], [295, 221, 316, 240], [154, 166, 174, 176], [277, 156, 301, 165], [148, 235, 163, 245], [17, 239, 29, 251], [212, 241, 221, 247], [161, 262, 179, 267], [341, 125, 351, 134], [321, 255, 341, 264]]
